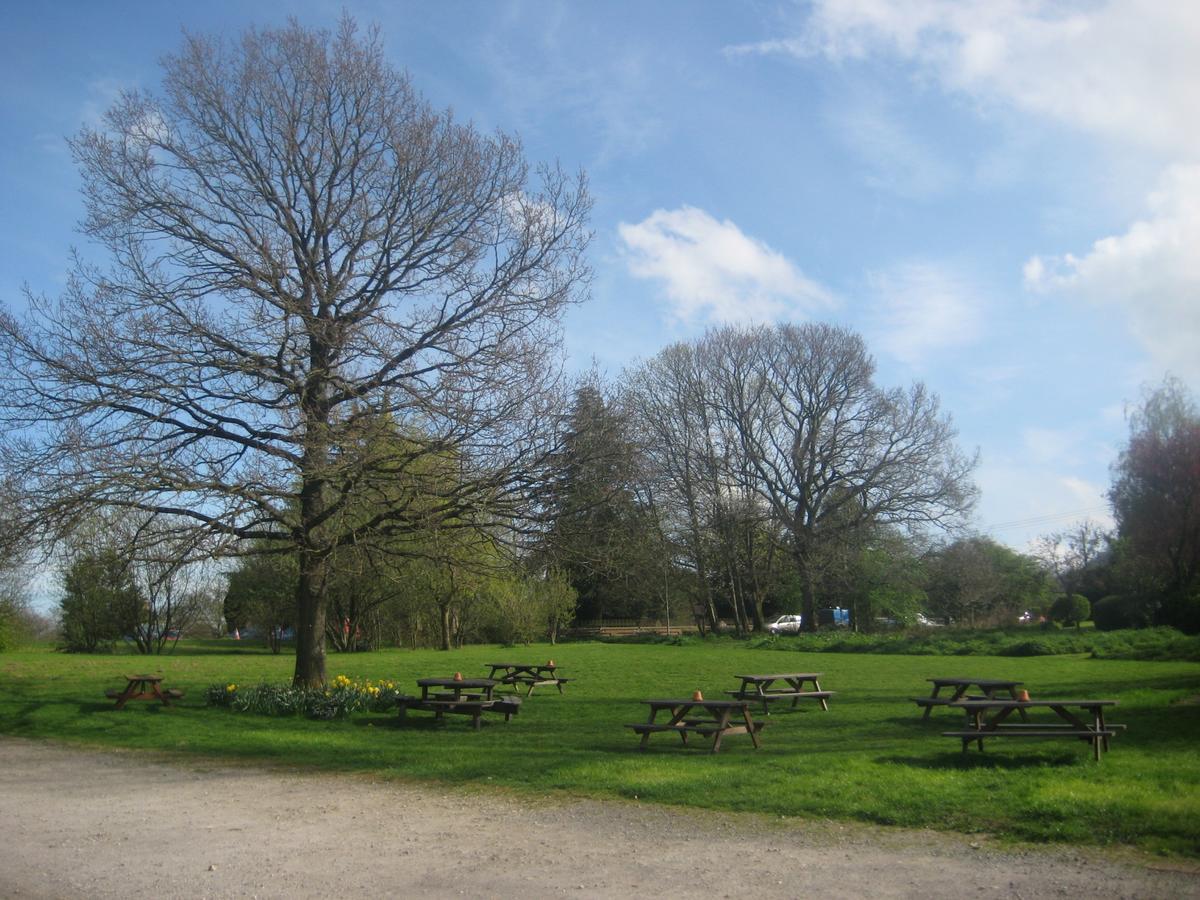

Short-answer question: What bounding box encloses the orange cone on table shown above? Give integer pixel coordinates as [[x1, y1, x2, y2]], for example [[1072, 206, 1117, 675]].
[[692, 689, 704, 701], [547, 659, 555, 667], [453, 671, 464, 682], [1017, 689, 1030, 701]]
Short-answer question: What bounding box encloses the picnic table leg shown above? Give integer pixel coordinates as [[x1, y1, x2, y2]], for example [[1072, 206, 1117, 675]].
[[812, 679, 829, 711], [924, 684, 943, 720], [750, 684, 769, 716], [668, 706, 691, 746], [638, 708, 660, 750], [709, 709, 731, 754], [786, 679, 801, 710], [742, 707, 761, 750]]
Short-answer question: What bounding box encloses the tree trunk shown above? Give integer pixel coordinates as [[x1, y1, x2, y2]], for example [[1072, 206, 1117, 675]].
[[292, 550, 328, 685], [797, 554, 819, 634], [439, 602, 453, 651]]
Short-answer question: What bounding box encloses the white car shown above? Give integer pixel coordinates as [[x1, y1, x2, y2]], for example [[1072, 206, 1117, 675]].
[[767, 614, 804, 634]]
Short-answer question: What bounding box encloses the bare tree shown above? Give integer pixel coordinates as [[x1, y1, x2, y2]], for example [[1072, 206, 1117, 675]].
[[0, 17, 590, 685], [129, 524, 222, 655], [1032, 520, 1108, 597], [705, 323, 977, 631], [624, 342, 725, 632]]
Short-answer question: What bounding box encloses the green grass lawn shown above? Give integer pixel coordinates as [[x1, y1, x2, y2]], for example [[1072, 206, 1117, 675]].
[[2, 639, 1199, 856]]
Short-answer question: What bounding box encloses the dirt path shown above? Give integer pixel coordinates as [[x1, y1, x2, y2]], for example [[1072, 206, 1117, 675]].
[[0, 737, 1196, 899]]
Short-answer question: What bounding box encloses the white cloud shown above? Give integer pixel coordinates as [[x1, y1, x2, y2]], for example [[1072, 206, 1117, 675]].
[[866, 262, 982, 368], [1024, 164, 1200, 384], [617, 206, 835, 325], [734, 0, 1200, 156]]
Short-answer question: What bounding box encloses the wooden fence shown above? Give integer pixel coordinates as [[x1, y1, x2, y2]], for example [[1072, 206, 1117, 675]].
[[567, 619, 700, 638]]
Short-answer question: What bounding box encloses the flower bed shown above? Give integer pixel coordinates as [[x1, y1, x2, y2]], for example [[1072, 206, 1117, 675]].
[[206, 675, 405, 719]]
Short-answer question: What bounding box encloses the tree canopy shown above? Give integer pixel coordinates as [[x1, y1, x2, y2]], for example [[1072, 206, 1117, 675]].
[[0, 17, 590, 684], [1109, 377, 1200, 631]]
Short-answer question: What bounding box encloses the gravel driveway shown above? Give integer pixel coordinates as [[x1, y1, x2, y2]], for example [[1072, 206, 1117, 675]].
[[1, 737, 1196, 899]]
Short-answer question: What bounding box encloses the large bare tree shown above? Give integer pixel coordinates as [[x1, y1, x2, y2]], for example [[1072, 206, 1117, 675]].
[[0, 17, 590, 685], [704, 323, 977, 631]]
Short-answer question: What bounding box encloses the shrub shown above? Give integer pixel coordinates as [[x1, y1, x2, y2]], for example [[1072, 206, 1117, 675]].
[[1049, 594, 1091, 628], [1001, 639, 1057, 657]]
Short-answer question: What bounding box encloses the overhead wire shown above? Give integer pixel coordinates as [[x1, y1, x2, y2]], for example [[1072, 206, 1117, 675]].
[[983, 505, 1111, 533]]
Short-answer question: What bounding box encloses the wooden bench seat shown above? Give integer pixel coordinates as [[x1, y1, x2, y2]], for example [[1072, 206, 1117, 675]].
[[943, 726, 1124, 760], [105, 686, 183, 703], [625, 720, 767, 737], [951, 722, 1127, 732], [943, 729, 1120, 739], [627, 722, 720, 736], [913, 695, 986, 708], [395, 694, 519, 729], [416, 699, 490, 709], [726, 689, 834, 713], [505, 676, 569, 696], [489, 697, 523, 720]]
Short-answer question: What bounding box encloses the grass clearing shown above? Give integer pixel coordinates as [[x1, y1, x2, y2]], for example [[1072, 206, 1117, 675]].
[[2, 640, 1198, 855]]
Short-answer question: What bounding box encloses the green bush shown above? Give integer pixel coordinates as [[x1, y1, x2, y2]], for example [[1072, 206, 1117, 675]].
[[1050, 594, 1091, 628], [1002, 639, 1057, 657]]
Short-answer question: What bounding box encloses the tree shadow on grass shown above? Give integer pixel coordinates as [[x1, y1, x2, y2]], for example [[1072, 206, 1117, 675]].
[[879, 749, 1091, 770], [354, 713, 505, 733]]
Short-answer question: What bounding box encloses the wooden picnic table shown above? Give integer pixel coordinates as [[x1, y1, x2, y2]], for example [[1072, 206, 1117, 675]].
[[484, 662, 568, 696], [944, 698, 1123, 761], [726, 673, 833, 714], [626, 698, 765, 753], [105, 674, 183, 709], [913, 677, 1025, 720], [395, 677, 520, 730]]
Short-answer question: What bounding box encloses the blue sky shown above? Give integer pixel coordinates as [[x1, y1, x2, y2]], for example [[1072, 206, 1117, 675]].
[[3, 0, 1198, 558]]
